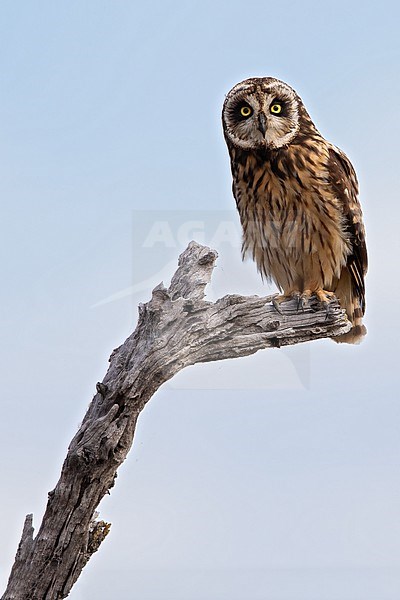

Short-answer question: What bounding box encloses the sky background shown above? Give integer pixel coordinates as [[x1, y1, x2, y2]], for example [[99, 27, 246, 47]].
[[0, 1, 399, 599]]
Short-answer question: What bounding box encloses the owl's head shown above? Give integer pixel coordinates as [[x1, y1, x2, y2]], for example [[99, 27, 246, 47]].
[[222, 77, 310, 151]]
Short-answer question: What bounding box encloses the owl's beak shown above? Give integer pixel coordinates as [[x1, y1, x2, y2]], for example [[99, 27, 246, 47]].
[[257, 113, 267, 136]]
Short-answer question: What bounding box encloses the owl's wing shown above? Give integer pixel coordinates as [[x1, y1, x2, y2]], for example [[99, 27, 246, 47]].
[[328, 144, 368, 314]]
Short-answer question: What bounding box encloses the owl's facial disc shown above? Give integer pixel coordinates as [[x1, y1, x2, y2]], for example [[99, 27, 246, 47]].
[[222, 78, 301, 150]]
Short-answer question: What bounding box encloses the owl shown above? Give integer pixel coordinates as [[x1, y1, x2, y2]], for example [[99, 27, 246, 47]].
[[222, 77, 367, 344]]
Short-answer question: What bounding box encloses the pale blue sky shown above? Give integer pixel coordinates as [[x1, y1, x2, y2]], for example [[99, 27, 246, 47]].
[[1, 1, 399, 599]]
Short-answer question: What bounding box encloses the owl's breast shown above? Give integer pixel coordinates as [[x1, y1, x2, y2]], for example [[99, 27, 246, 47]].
[[232, 150, 351, 290]]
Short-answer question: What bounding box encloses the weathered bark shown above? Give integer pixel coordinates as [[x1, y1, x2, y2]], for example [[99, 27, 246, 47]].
[[2, 241, 350, 600]]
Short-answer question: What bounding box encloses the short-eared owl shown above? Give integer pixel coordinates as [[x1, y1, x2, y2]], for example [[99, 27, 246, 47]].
[[222, 77, 367, 344]]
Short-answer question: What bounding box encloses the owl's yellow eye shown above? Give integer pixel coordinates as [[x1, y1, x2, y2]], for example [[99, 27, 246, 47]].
[[240, 105, 253, 117], [270, 103, 282, 114]]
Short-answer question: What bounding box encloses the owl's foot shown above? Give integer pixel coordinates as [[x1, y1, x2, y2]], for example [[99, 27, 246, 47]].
[[272, 291, 302, 314], [299, 288, 335, 318], [272, 289, 335, 317]]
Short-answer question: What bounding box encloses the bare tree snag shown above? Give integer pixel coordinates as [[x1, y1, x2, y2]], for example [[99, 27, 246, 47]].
[[2, 241, 351, 600]]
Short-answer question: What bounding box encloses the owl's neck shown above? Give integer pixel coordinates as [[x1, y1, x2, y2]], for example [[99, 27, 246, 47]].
[[228, 126, 325, 170], [229, 145, 284, 170]]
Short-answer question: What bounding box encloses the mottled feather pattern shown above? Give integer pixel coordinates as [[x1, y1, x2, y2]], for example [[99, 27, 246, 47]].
[[326, 144, 367, 342], [222, 77, 367, 343]]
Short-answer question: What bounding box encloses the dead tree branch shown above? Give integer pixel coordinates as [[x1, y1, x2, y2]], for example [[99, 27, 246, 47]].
[[1, 241, 350, 600]]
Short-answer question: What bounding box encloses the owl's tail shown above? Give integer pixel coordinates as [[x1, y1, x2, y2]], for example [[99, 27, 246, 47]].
[[333, 303, 366, 344], [332, 268, 367, 344]]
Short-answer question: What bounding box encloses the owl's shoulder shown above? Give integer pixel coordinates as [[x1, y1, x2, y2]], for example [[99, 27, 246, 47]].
[[325, 142, 359, 195]]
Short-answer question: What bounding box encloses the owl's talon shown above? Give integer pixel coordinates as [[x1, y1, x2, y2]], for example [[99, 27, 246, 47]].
[[299, 298, 307, 311], [321, 301, 330, 319], [299, 291, 311, 311], [289, 292, 301, 311], [309, 289, 336, 319], [272, 297, 283, 314]]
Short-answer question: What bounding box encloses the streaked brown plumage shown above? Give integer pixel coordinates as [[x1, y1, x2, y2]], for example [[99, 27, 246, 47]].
[[222, 77, 367, 343]]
